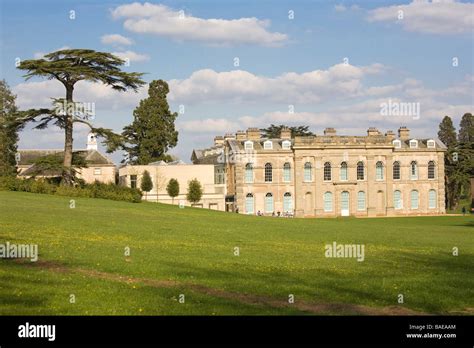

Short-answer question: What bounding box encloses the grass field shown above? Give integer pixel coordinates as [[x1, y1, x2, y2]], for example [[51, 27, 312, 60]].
[[0, 191, 473, 315]]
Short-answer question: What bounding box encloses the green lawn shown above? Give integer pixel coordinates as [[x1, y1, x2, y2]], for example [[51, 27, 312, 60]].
[[0, 191, 473, 315]]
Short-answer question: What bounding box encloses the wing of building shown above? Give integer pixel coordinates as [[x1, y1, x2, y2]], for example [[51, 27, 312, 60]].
[[119, 126, 446, 218]]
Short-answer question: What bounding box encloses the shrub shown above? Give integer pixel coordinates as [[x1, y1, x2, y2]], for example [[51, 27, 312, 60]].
[[0, 177, 142, 203]]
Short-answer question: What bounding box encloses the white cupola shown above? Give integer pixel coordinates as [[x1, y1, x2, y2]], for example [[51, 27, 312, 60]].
[[87, 132, 98, 151]]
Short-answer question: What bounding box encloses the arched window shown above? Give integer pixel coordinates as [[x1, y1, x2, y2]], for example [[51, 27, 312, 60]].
[[245, 193, 254, 214], [323, 192, 333, 212], [283, 192, 292, 213], [428, 161, 435, 179], [265, 193, 274, 213], [357, 191, 366, 211], [304, 162, 312, 182], [323, 162, 331, 181], [340, 162, 348, 181], [410, 190, 419, 209], [393, 161, 401, 180], [245, 163, 253, 183], [357, 161, 364, 180], [376, 161, 384, 180], [264, 163, 272, 182], [428, 189, 437, 208], [410, 161, 418, 180], [283, 162, 291, 182], [394, 190, 402, 209]]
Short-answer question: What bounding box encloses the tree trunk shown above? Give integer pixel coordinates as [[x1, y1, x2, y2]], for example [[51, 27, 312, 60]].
[[63, 85, 74, 185]]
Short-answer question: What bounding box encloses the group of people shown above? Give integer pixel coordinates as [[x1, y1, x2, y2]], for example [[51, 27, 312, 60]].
[[256, 210, 294, 218]]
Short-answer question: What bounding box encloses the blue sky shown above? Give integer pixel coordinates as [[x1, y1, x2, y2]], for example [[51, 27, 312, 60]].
[[1, 0, 472, 163]]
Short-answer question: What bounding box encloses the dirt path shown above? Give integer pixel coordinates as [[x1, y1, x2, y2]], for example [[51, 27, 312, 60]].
[[18, 259, 427, 315]]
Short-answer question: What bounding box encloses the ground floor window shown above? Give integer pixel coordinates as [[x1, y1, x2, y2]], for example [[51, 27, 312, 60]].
[[245, 193, 254, 214], [130, 175, 137, 189], [324, 192, 333, 212], [394, 190, 402, 209], [265, 193, 274, 213], [428, 189, 437, 209], [283, 192, 292, 213], [410, 190, 419, 209], [357, 191, 365, 211]]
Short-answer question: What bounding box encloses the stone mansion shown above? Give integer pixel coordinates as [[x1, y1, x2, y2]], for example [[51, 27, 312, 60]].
[[191, 126, 446, 217]]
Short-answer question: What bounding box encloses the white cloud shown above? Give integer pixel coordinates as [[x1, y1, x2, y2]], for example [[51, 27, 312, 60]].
[[334, 4, 347, 12], [178, 118, 240, 133], [168, 63, 386, 104], [111, 2, 287, 46], [111, 50, 150, 62], [367, 0, 474, 34], [13, 79, 146, 110], [101, 34, 133, 46], [33, 46, 70, 59]]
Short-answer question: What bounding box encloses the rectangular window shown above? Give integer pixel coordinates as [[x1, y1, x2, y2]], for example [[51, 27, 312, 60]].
[[93, 168, 101, 175], [428, 190, 436, 209], [130, 175, 137, 189], [357, 191, 365, 211], [324, 193, 332, 212], [411, 191, 419, 209], [394, 190, 402, 209]]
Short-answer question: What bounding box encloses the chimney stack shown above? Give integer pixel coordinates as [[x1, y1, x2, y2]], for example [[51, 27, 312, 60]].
[[324, 127, 337, 136], [385, 130, 395, 140], [367, 127, 381, 137], [246, 127, 261, 141], [280, 127, 291, 139], [236, 130, 246, 141], [398, 126, 410, 140], [214, 136, 224, 146], [224, 133, 235, 141]]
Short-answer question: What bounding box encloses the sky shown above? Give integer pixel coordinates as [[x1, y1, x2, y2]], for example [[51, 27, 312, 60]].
[[1, 0, 473, 163]]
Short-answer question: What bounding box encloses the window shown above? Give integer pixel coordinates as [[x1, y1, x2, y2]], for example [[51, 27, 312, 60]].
[[428, 161, 435, 179], [357, 191, 366, 211], [283, 192, 292, 213], [394, 190, 402, 209], [282, 140, 291, 150], [264, 163, 273, 182], [93, 168, 101, 175], [427, 139, 436, 148], [393, 161, 401, 180], [428, 189, 436, 209], [130, 175, 137, 189], [245, 163, 253, 183], [304, 162, 312, 182], [357, 161, 364, 180], [323, 192, 333, 212], [265, 193, 274, 213], [245, 193, 254, 214], [244, 140, 253, 150], [323, 162, 331, 181], [283, 162, 291, 182], [393, 139, 402, 148], [409, 139, 418, 148], [376, 161, 384, 180], [214, 166, 225, 184], [340, 162, 348, 181], [410, 190, 419, 209], [410, 161, 418, 180], [263, 140, 273, 150]]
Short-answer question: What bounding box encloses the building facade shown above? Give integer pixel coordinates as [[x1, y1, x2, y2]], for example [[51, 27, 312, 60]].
[[195, 126, 446, 217]]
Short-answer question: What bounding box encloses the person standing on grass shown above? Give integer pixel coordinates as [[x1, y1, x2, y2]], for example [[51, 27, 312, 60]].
[[462, 207, 466, 216]]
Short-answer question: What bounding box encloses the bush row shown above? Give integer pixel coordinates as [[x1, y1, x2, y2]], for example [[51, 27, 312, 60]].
[[0, 176, 142, 203]]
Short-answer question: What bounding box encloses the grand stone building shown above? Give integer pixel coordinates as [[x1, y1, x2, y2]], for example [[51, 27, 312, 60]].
[[193, 126, 446, 217]]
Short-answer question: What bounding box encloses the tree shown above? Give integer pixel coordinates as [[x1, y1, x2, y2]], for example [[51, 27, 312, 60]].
[[140, 170, 153, 199], [122, 80, 178, 164], [437, 116, 457, 148], [17, 49, 145, 184], [186, 178, 203, 205], [0, 80, 23, 176], [166, 178, 179, 204], [260, 124, 314, 138], [458, 113, 474, 144]]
